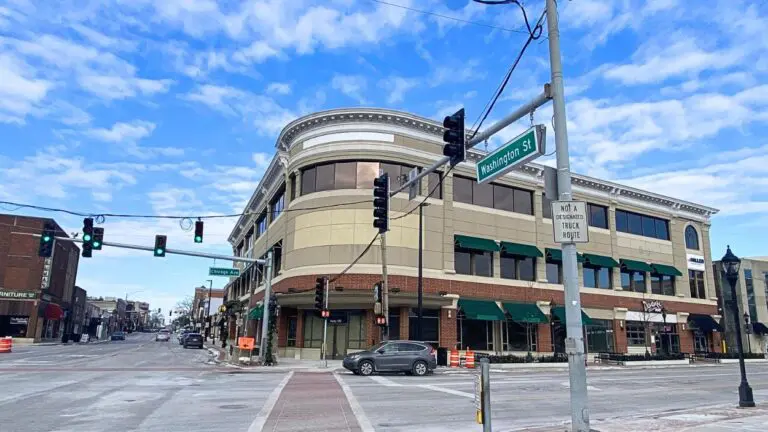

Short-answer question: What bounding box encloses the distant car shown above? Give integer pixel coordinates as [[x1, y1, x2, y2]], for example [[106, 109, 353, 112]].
[[110, 331, 126, 341], [343, 340, 437, 377], [178, 330, 191, 345], [155, 330, 170, 342], [183, 333, 203, 349]]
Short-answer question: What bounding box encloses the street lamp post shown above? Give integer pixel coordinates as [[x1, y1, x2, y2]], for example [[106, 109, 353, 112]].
[[206, 280, 213, 342], [661, 309, 667, 355], [743, 313, 752, 354], [417, 202, 430, 341], [721, 246, 755, 408]]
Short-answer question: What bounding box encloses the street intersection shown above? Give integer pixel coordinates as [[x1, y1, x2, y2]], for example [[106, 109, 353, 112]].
[[1, 334, 767, 431]]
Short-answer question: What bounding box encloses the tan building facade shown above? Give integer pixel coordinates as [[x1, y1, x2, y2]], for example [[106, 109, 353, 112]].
[[225, 108, 722, 360], [714, 257, 768, 355]]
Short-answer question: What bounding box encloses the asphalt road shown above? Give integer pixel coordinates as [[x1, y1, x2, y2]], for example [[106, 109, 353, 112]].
[[2, 337, 767, 432]]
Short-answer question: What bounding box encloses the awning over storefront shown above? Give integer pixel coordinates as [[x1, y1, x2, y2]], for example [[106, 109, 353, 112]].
[[500, 242, 542, 258], [752, 322, 768, 335], [247, 305, 263, 320], [545, 248, 585, 263], [502, 302, 548, 324], [651, 263, 683, 277], [581, 253, 619, 268], [43, 303, 64, 320], [454, 235, 499, 252], [458, 299, 505, 321], [620, 259, 653, 273], [688, 314, 723, 332], [551, 306, 594, 325]]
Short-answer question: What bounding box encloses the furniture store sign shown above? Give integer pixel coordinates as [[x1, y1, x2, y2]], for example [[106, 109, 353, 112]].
[[0, 289, 37, 300], [687, 253, 705, 271]]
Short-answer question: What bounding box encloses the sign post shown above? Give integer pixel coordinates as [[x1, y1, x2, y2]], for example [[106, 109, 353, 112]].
[[476, 125, 546, 184], [551, 201, 589, 244]]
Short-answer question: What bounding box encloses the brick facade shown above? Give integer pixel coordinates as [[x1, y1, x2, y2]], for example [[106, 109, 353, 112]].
[[399, 307, 409, 340], [678, 324, 694, 354], [439, 308, 457, 349], [613, 320, 627, 354], [295, 310, 304, 348], [537, 324, 553, 352]]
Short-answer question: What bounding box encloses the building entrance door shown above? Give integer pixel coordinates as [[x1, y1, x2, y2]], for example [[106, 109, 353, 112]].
[[331, 323, 348, 359]]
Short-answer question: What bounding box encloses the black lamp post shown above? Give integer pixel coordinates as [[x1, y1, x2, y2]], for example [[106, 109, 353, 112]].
[[416, 202, 430, 341], [743, 313, 752, 354], [721, 246, 755, 408], [661, 308, 667, 355]]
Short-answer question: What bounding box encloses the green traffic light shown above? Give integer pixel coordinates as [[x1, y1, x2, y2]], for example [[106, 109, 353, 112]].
[[194, 236, 202, 243], [43, 235, 51, 242], [93, 241, 101, 248], [83, 234, 92, 241], [155, 248, 164, 255]]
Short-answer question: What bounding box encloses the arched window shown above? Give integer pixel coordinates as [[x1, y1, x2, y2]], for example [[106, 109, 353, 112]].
[[685, 225, 699, 250]]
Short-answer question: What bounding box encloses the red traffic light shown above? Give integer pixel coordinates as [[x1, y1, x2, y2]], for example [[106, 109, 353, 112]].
[[375, 315, 386, 326], [321, 309, 330, 318]]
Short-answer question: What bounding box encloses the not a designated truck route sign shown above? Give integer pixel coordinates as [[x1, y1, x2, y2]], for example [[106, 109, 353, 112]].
[[551, 201, 589, 243]]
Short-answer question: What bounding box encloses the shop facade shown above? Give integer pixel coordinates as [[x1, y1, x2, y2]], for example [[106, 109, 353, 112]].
[[224, 108, 722, 360]]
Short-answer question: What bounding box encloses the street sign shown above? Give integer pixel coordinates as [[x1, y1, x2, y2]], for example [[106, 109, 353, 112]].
[[476, 125, 546, 184], [408, 167, 419, 200], [209, 267, 240, 277], [551, 200, 589, 243]]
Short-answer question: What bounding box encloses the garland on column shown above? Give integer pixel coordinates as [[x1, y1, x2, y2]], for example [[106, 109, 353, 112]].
[[264, 294, 278, 366]]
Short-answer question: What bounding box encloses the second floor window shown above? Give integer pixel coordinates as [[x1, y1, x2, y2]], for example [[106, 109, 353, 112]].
[[588, 204, 608, 229], [620, 269, 646, 293], [300, 161, 428, 196], [271, 191, 285, 221], [651, 273, 675, 296], [500, 253, 536, 281], [615, 209, 669, 240], [453, 175, 533, 215], [256, 212, 267, 237], [584, 265, 612, 289], [455, 247, 493, 277], [689, 270, 706, 299]]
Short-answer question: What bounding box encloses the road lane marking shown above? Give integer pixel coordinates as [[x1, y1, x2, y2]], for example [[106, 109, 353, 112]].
[[368, 375, 403, 387], [418, 384, 474, 399], [248, 371, 293, 432], [335, 373, 375, 432], [560, 381, 601, 391]]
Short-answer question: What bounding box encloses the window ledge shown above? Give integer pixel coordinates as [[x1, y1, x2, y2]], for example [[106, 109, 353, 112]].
[[616, 231, 672, 244], [453, 201, 535, 221]]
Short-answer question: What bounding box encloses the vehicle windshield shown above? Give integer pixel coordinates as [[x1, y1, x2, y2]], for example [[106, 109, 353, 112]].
[[368, 342, 388, 352]]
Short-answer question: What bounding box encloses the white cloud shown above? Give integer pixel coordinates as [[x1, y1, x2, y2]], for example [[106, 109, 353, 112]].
[[0, 53, 52, 124], [266, 82, 291, 95], [232, 40, 280, 64], [378, 76, 419, 104], [92, 191, 112, 202], [331, 74, 367, 104], [85, 120, 156, 143]]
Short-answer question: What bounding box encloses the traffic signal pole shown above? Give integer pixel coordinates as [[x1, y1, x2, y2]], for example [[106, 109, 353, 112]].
[[546, 0, 590, 430], [322, 277, 329, 368], [259, 250, 274, 365], [380, 231, 390, 340]]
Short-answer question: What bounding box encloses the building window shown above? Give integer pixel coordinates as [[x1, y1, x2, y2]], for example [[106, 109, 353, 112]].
[[427, 172, 443, 199], [546, 259, 562, 284], [316, 163, 335, 191], [626, 322, 647, 346], [457, 313, 493, 351], [409, 309, 439, 347], [615, 210, 669, 240], [301, 167, 316, 195], [620, 269, 646, 293], [583, 265, 612, 289], [299, 161, 422, 196], [348, 312, 367, 349], [455, 247, 493, 277], [651, 273, 675, 296], [505, 321, 537, 352], [587, 204, 608, 229], [685, 225, 699, 250], [689, 270, 706, 299], [302, 311, 324, 348], [542, 193, 552, 219], [586, 319, 615, 353], [286, 312, 297, 347], [500, 254, 536, 281], [453, 175, 533, 215], [271, 241, 282, 277], [745, 269, 758, 319], [270, 190, 285, 221], [256, 212, 267, 238]]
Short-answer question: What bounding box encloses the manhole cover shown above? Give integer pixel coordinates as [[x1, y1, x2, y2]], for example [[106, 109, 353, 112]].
[[219, 404, 248, 410]]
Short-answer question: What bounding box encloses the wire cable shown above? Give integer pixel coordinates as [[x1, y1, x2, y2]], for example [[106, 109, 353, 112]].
[[391, 164, 455, 221], [329, 233, 380, 283]]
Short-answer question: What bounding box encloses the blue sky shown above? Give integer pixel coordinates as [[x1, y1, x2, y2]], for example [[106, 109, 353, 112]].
[[1, 0, 767, 314]]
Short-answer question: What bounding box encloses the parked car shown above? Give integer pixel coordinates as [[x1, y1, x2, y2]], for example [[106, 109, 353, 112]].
[[343, 340, 437, 376], [178, 330, 191, 345], [183, 333, 204, 349], [110, 331, 126, 341], [155, 330, 170, 342]]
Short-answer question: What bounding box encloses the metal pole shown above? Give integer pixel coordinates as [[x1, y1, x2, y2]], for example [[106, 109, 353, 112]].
[[259, 250, 274, 364], [417, 203, 424, 341], [728, 277, 755, 407], [381, 232, 390, 340], [207, 279, 213, 341], [480, 357, 492, 432], [546, 1, 590, 430], [322, 277, 329, 368]]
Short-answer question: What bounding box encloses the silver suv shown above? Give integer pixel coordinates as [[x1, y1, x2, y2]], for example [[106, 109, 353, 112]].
[[343, 340, 437, 376]]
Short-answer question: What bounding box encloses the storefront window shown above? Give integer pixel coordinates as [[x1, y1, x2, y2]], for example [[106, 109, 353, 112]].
[[348, 313, 367, 349], [388, 312, 400, 340], [286, 313, 297, 347], [302, 311, 324, 348], [626, 322, 647, 346], [586, 319, 615, 353], [505, 321, 537, 352], [457, 313, 493, 351], [409, 309, 439, 346], [693, 331, 709, 353]]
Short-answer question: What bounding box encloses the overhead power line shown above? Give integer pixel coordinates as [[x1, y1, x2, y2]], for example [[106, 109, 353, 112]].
[[391, 164, 455, 221], [329, 233, 380, 283]]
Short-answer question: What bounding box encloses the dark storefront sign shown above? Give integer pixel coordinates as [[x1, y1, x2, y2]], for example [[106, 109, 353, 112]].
[[0, 290, 37, 300]]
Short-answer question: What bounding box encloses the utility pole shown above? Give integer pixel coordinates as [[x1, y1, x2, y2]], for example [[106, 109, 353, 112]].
[[322, 277, 329, 368], [206, 279, 213, 341], [417, 202, 426, 341], [259, 250, 274, 364], [546, 0, 590, 430], [381, 232, 390, 340]]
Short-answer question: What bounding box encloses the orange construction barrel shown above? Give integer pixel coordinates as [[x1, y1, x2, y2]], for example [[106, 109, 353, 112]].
[[465, 349, 475, 368], [449, 349, 460, 367], [0, 337, 11, 353]]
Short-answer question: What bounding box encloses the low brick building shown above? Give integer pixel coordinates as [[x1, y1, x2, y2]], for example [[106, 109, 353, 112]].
[[0, 214, 79, 342], [223, 108, 723, 360]]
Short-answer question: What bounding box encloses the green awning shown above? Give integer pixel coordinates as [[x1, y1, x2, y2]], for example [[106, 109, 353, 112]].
[[454, 235, 500, 252], [500, 241, 543, 258], [502, 302, 548, 324], [551, 306, 593, 325], [620, 259, 654, 273], [458, 299, 505, 321], [582, 253, 619, 268], [546, 248, 585, 263], [247, 305, 263, 320], [651, 263, 683, 277]]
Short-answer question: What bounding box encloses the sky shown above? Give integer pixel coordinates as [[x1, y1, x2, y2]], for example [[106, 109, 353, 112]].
[[1, 0, 767, 315]]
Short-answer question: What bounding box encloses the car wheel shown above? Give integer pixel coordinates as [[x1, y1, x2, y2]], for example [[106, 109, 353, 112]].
[[358, 360, 374, 376], [412, 360, 428, 377]]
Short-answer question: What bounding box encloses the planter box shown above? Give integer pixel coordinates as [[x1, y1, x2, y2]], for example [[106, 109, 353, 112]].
[[719, 358, 768, 364], [621, 359, 690, 366]]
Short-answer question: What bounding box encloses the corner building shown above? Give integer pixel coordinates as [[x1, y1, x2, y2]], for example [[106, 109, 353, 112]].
[[225, 108, 722, 360]]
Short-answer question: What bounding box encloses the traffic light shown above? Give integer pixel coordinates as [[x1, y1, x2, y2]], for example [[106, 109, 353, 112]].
[[373, 282, 383, 315], [314, 277, 325, 312], [92, 227, 104, 250], [372, 173, 389, 233], [82, 217, 93, 258], [38, 222, 55, 257], [194, 220, 203, 243], [153, 235, 167, 257], [442, 108, 465, 167], [375, 315, 386, 326], [268, 294, 278, 316], [321, 309, 330, 318]]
